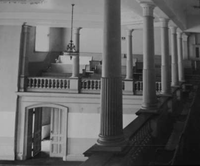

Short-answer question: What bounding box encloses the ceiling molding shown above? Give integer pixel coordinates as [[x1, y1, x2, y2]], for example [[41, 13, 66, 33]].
[[0, 0, 46, 4]]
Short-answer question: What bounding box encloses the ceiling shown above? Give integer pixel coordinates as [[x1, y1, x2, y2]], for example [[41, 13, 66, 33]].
[[0, 0, 200, 32]]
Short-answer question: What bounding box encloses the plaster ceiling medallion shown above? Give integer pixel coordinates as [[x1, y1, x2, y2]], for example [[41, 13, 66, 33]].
[[0, 0, 46, 4]]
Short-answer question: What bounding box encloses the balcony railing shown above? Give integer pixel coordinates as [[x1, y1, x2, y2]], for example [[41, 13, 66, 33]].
[[27, 77, 70, 92], [26, 77, 162, 94]]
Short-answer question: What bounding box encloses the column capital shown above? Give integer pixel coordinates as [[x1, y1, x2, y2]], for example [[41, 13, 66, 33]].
[[126, 29, 134, 36], [139, 2, 155, 17], [177, 31, 183, 38], [170, 26, 177, 34], [159, 18, 169, 28], [182, 33, 188, 41]]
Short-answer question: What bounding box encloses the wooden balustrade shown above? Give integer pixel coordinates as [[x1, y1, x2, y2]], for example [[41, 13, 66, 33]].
[[27, 77, 70, 92]]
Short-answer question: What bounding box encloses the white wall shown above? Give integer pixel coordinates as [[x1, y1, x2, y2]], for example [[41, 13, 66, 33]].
[[80, 27, 169, 57], [0, 25, 21, 160], [16, 93, 142, 161], [80, 28, 103, 53]]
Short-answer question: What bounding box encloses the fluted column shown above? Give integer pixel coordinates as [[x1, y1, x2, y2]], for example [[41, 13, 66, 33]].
[[72, 27, 82, 77], [126, 29, 134, 80], [97, 0, 125, 146], [140, 2, 157, 111], [160, 18, 171, 95], [170, 27, 179, 87], [19, 23, 29, 92], [177, 31, 185, 82]]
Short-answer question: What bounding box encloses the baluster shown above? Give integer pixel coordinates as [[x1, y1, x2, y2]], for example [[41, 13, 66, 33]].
[[141, 82, 143, 91], [99, 80, 101, 89], [45, 79, 47, 88], [46, 78, 50, 88], [62, 79, 66, 89], [86, 80, 89, 89], [135, 82, 138, 91], [50, 79, 54, 88], [39, 79, 43, 88], [95, 80, 98, 90], [60, 79, 63, 89], [138, 82, 140, 91], [67, 79, 70, 89], [54, 79, 58, 89], [35, 78, 38, 88], [91, 80, 94, 89], [58, 79, 61, 89]]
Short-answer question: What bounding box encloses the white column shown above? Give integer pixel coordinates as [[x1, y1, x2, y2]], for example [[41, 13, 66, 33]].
[[97, 0, 125, 146], [72, 27, 82, 78], [126, 29, 134, 80], [177, 31, 185, 82], [170, 27, 179, 87], [140, 2, 157, 112], [160, 18, 171, 95]]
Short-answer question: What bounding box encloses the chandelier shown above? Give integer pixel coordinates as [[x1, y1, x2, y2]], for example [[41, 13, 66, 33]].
[[64, 4, 77, 57]]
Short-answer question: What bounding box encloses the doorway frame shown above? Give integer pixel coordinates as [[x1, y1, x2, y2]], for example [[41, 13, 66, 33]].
[[23, 104, 68, 160]]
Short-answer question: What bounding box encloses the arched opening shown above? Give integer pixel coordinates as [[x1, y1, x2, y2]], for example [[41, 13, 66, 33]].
[[25, 105, 68, 161]]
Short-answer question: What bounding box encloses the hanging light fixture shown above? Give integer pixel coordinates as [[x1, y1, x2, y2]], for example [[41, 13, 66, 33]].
[[64, 4, 77, 58]]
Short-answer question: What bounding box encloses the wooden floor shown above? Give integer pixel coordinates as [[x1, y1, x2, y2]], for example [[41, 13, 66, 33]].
[[0, 152, 83, 166]]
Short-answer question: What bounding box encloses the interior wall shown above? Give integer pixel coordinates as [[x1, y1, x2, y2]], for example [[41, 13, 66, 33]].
[[16, 93, 141, 161], [80, 27, 169, 62], [28, 27, 69, 76], [0, 25, 21, 160]]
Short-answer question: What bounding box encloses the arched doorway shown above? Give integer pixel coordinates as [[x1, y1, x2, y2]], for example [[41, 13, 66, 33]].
[[24, 105, 68, 161]]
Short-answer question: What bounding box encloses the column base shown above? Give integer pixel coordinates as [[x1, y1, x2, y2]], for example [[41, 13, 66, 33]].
[[97, 134, 127, 147], [85, 142, 128, 155], [136, 108, 159, 115]]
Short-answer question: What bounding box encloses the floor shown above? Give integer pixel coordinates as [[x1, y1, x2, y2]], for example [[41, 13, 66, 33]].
[[0, 140, 83, 166]]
